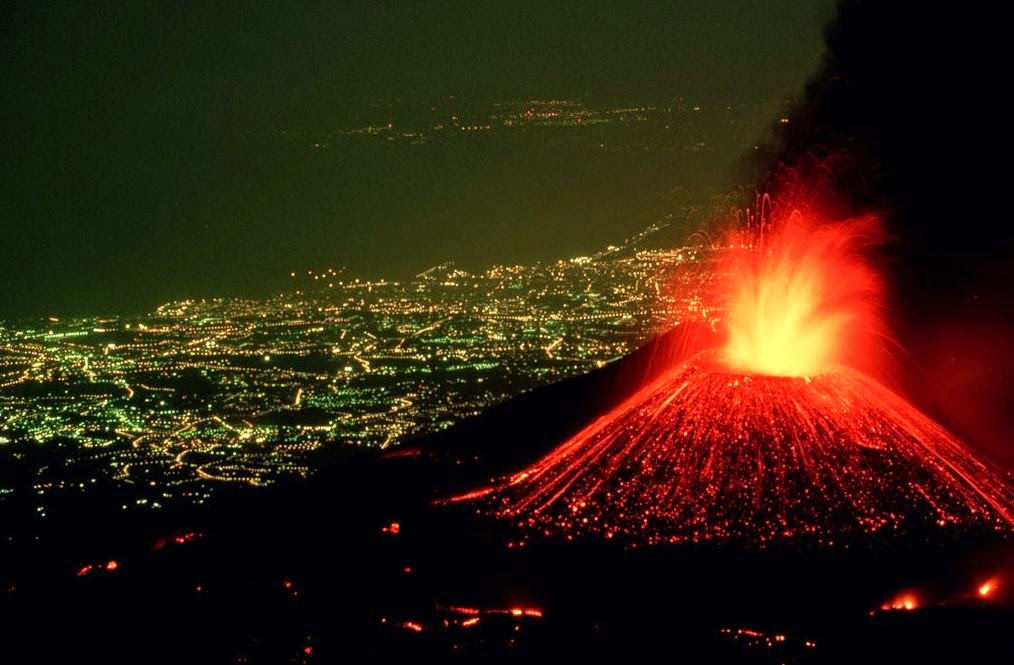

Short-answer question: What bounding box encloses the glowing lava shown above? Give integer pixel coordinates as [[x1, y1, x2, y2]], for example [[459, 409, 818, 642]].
[[479, 354, 1014, 544], [978, 578, 998, 598], [722, 213, 885, 377], [459, 197, 1014, 545], [881, 592, 920, 612]]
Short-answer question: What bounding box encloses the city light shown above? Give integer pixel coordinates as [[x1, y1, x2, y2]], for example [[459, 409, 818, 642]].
[[0, 226, 720, 512]]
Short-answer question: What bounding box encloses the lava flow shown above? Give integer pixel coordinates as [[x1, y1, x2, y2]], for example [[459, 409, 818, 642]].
[[462, 199, 1014, 545]]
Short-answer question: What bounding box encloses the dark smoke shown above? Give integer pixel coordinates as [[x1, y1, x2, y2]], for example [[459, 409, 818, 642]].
[[750, 0, 1014, 467]]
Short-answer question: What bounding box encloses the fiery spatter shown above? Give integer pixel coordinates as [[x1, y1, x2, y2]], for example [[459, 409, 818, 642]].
[[722, 213, 885, 377], [880, 592, 920, 612], [460, 192, 1014, 545], [76, 560, 120, 577]]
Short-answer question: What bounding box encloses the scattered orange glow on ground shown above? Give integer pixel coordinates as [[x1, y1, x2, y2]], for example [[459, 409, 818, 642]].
[[445, 605, 543, 619], [381, 522, 400, 534], [77, 560, 121, 576], [720, 626, 812, 650], [881, 593, 920, 611], [447, 606, 481, 616], [152, 530, 204, 551], [383, 605, 544, 637]]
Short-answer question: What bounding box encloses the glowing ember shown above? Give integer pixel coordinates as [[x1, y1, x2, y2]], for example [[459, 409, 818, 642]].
[[445, 605, 544, 619], [76, 560, 121, 576], [447, 606, 482, 616], [881, 593, 920, 612], [719, 626, 812, 651], [978, 579, 998, 598], [152, 530, 204, 551]]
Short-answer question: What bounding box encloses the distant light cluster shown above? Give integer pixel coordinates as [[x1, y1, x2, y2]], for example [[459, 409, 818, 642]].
[[280, 96, 778, 152]]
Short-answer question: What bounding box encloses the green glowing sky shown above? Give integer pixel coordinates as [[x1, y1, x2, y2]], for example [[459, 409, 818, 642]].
[[4, 1, 834, 317]]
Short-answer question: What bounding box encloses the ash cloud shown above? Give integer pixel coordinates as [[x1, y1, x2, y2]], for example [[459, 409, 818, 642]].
[[751, 0, 1014, 466]]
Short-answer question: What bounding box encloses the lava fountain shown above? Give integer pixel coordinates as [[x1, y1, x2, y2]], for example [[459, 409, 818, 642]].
[[461, 197, 1014, 545], [722, 211, 886, 378]]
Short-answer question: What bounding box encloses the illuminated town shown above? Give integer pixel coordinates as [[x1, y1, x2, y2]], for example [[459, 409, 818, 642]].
[[0, 221, 726, 513]]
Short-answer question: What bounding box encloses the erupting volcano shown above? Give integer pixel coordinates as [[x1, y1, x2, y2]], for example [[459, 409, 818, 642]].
[[461, 197, 1014, 545]]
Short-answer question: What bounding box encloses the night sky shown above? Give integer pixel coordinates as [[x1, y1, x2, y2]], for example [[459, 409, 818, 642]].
[[4, 1, 834, 317]]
